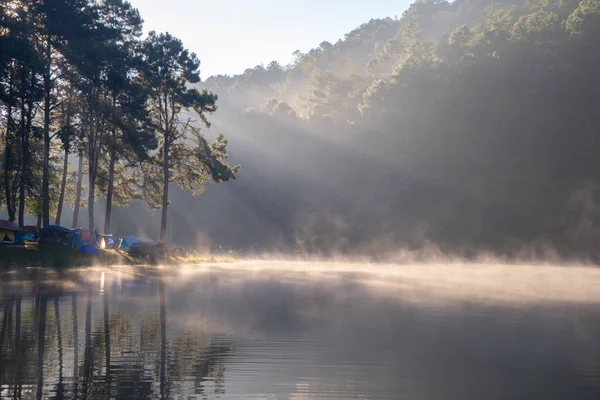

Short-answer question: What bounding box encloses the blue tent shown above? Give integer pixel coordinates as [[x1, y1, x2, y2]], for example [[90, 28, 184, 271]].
[[78, 244, 99, 255], [40, 225, 73, 237], [39, 225, 73, 246], [118, 236, 155, 251], [72, 228, 92, 247]]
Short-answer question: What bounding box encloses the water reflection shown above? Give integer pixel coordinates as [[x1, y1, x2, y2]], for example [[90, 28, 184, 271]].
[[0, 268, 233, 399], [0, 263, 600, 399]]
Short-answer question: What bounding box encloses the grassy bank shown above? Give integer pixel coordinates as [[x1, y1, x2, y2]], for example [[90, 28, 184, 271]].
[[0, 245, 235, 269]]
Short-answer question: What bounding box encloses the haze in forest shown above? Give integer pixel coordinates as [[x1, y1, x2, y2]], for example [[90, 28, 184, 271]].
[[2, 0, 600, 261]]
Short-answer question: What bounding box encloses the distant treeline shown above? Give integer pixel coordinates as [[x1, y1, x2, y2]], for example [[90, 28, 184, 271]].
[[0, 0, 238, 242], [4, 0, 600, 259], [190, 0, 599, 260]]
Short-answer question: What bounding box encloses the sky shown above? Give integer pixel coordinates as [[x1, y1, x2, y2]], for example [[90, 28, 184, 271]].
[[129, 0, 410, 79]]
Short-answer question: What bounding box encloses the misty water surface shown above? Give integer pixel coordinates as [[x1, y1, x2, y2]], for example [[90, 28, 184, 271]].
[[1, 261, 600, 399]]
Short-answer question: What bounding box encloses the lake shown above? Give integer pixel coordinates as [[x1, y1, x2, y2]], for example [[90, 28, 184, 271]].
[[1, 261, 600, 399]]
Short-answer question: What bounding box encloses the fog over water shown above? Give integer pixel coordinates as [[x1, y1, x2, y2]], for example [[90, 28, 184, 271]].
[[1, 262, 600, 399], [2, 0, 598, 263], [2, 0, 600, 397]]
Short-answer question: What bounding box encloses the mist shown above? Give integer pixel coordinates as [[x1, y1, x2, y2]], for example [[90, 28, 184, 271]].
[[5, 261, 598, 398], [5, 0, 598, 263], [90, 0, 598, 261]]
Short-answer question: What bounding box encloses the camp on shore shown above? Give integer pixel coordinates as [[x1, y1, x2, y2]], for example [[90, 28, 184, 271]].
[[0, 219, 172, 261]]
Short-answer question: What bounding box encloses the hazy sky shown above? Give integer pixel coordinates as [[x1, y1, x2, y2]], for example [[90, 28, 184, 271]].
[[129, 0, 409, 79]]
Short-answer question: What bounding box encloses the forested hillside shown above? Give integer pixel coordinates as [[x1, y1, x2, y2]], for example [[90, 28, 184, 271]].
[[2, 0, 600, 259], [195, 0, 600, 259]]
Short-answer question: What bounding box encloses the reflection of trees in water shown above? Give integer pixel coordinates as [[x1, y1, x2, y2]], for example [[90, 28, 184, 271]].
[[72, 296, 79, 400], [160, 279, 166, 400], [54, 297, 65, 399], [0, 277, 234, 399], [35, 296, 46, 400]]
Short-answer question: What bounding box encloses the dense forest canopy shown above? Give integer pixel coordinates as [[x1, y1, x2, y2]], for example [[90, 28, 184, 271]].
[[199, 0, 600, 260], [2, 0, 600, 259], [0, 0, 238, 241]]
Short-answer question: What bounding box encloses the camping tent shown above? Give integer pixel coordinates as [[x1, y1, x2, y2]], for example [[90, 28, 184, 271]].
[[72, 228, 92, 247], [22, 226, 39, 242], [96, 233, 114, 249], [39, 225, 73, 246], [118, 236, 155, 251], [0, 220, 23, 245], [78, 244, 99, 255]]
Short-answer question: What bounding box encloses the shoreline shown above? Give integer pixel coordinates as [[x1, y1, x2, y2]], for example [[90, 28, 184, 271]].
[[0, 245, 236, 269]]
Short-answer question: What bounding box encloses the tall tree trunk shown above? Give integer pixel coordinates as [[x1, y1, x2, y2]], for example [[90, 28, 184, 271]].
[[56, 98, 72, 226], [160, 141, 169, 243], [18, 74, 34, 227], [104, 148, 116, 234], [72, 152, 84, 228], [36, 296, 47, 400], [88, 168, 95, 233], [3, 140, 15, 221], [55, 148, 69, 226], [42, 41, 52, 229], [4, 66, 15, 222], [17, 69, 26, 226], [88, 113, 103, 234], [104, 96, 117, 234], [42, 126, 50, 228]]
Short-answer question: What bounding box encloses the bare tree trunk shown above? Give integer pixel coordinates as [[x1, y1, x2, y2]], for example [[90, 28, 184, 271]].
[[72, 152, 84, 228], [88, 113, 104, 234], [159, 141, 169, 243], [17, 69, 26, 227], [88, 168, 95, 233], [3, 143, 15, 221], [55, 148, 69, 226], [104, 148, 116, 234], [18, 74, 34, 227], [4, 65, 15, 222], [42, 41, 52, 228]]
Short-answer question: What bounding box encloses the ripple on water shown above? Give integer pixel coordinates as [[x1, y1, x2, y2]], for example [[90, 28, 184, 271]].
[[0, 262, 599, 399]]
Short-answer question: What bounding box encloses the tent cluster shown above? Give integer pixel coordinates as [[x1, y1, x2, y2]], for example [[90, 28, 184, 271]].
[[0, 219, 163, 259], [37, 225, 112, 255]]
